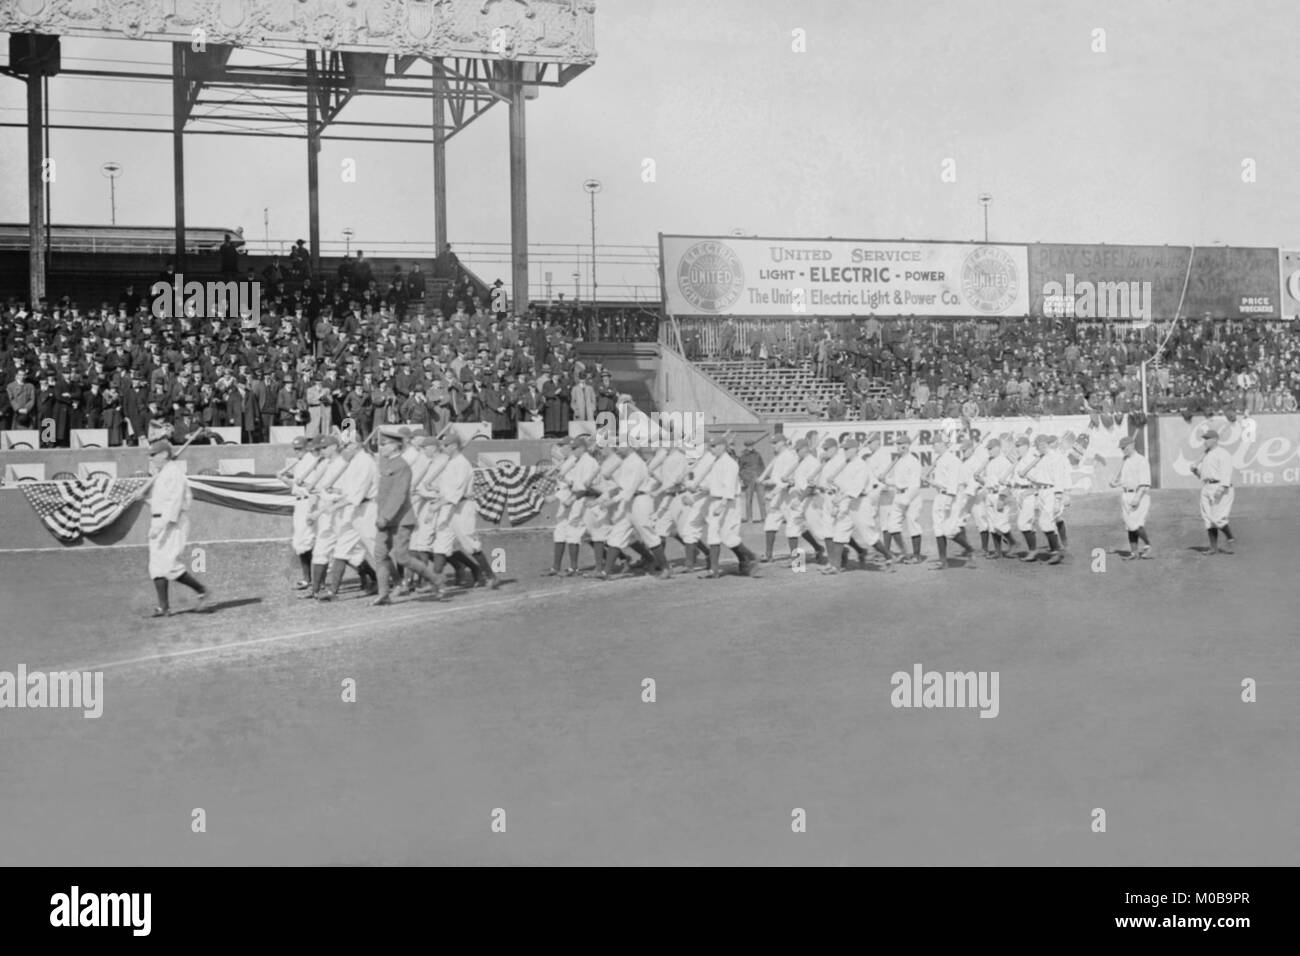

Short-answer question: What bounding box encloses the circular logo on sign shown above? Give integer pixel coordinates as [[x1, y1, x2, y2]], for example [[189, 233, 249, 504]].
[[961, 246, 1019, 314], [676, 241, 745, 313], [1287, 268, 1300, 302]]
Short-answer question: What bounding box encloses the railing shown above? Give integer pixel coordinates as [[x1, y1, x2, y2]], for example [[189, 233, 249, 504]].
[[3, 233, 665, 303], [443, 241, 661, 304]]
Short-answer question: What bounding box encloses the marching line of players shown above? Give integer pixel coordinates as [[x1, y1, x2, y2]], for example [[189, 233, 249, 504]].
[[138, 423, 1234, 615], [281, 425, 500, 606], [538, 427, 1186, 578]]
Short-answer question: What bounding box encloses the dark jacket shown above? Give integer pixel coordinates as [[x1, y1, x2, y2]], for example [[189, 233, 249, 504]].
[[375, 453, 416, 529]]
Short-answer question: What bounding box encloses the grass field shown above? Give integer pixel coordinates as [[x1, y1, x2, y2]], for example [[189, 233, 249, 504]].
[[1, 488, 1297, 866]]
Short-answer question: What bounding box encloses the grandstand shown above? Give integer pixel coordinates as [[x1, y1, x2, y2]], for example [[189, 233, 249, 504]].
[[692, 358, 862, 419]]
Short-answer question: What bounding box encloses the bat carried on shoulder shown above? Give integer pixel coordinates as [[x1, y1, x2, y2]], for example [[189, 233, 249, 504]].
[[131, 428, 212, 502]]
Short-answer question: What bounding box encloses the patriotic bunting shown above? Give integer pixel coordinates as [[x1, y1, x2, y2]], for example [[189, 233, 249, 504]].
[[21, 475, 150, 542], [473, 462, 557, 526], [187, 474, 296, 516], [20, 464, 559, 541]]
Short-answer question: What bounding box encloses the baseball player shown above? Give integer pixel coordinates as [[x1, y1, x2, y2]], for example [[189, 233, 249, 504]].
[[1016, 434, 1067, 564], [561, 435, 600, 574], [600, 444, 659, 578], [583, 439, 624, 576], [302, 435, 350, 597], [976, 437, 1015, 558], [429, 431, 500, 588], [544, 438, 578, 576], [140, 438, 209, 617], [860, 433, 897, 564], [1058, 432, 1099, 549], [1109, 435, 1152, 559], [757, 433, 799, 563], [787, 438, 829, 565], [927, 435, 973, 569], [410, 435, 480, 588], [699, 433, 759, 578], [317, 439, 380, 600], [884, 435, 924, 564], [279, 434, 320, 590], [824, 437, 874, 573], [950, 435, 986, 559], [1192, 427, 1236, 554], [650, 440, 692, 567], [630, 447, 674, 578], [678, 439, 720, 572]]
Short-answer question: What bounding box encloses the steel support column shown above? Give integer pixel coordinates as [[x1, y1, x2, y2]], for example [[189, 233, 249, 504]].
[[171, 44, 187, 272], [432, 61, 448, 257], [26, 69, 45, 306], [507, 62, 528, 314], [306, 50, 321, 275]]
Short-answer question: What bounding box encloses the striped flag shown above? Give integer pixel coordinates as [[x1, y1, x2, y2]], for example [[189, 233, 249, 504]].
[[21, 475, 150, 542], [474, 462, 557, 526], [187, 474, 295, 515]]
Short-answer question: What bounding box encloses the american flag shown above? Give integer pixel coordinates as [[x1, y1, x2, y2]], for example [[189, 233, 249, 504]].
[[474, 463, 557, 526], [21, 475, 151, 542]]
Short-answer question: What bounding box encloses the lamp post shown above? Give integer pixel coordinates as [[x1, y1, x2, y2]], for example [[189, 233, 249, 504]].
[[978, 193, 993, 243], [342, 226, 354, 257], [100, 162, 122, 225], [583, 178, 601, 303]]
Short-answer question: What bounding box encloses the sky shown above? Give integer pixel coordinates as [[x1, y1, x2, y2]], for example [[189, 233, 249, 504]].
[[2, 0, 1299, 277]]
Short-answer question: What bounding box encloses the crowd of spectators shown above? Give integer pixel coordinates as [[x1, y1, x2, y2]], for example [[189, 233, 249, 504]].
[[0, 247, 658, 447], [679, 315, 1300, 421]]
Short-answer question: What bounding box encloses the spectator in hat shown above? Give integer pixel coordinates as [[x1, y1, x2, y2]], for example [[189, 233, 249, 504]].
[[738, 439, 766, 523], [542, 372, 570, 437], [219, 233, 241, 280], [571, 372, 596, 423], [289, 239, 310, 279], [6, 367, 34, 429], [305, 375, 330, 436], [275, 374, 298, 427]]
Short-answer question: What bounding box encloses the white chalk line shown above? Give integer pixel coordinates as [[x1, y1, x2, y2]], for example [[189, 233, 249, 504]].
[[71, 575, 634, 673], [66, 559, 774, 674]]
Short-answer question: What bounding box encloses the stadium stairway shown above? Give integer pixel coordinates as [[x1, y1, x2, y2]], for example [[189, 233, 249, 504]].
[[575, 341, 658, 411], [692, 358, 878, 420]]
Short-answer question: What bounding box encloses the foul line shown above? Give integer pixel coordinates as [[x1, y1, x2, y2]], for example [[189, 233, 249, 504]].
[[73, 576, 623, 673], [0, 536, 291, 555]]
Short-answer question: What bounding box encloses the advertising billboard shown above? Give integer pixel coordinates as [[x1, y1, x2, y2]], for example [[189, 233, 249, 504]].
[[660, 235, 1030, 318], [780, 415, 1130, 495], [1028, 244, 1280, 321], [1157, 414, 1300, 489]]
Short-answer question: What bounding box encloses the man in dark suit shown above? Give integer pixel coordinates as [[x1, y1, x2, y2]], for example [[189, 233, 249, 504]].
[[229, 375, 261, 444], [255, 371, 277, 441], [372, 429, 443, 606]]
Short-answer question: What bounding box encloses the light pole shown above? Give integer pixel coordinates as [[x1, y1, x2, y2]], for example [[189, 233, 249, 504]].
[[583, 178, 601, 303], [978, 193, 993, 243], [100, 162, 122, 225], [342, 226, 354, 256]]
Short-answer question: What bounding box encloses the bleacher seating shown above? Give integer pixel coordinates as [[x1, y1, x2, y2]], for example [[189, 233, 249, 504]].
[[695, 358, 880, 419]]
